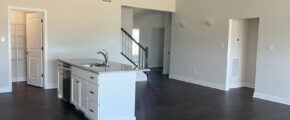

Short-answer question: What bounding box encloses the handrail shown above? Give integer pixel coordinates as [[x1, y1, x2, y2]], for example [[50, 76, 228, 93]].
[[121, 28, 146, 51], [121, 52, 138, 67]]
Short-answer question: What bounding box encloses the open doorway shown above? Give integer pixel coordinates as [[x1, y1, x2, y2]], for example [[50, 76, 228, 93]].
[[133, 9, 172, 75], [226, 18, 260, 90], [9, 8, 45, 89], [121, 6, 172, 75]]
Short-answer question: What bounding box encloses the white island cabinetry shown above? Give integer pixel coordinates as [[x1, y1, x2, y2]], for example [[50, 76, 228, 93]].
[[71, 67, 99, 120], [57, 58, 149, 120]]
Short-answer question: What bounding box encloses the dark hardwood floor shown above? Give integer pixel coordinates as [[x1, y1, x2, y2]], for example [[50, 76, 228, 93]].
[[0, 68, 289, 120], [0, 82, 88, 120]]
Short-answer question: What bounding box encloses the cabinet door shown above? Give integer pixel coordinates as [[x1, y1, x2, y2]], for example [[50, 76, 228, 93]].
[[79, 79, 88, 113], [56, 62, 63, 96], [88, 101, 99, 120], [57, 71, 63, 94], [71, 76, 80, 107]]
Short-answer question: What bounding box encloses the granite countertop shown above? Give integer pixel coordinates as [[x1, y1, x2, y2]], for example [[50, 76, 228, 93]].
[[58, 58, 150, 74]]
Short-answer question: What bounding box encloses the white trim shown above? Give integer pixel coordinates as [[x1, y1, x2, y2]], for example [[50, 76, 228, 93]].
[[113, 116, 136, 120], [169, 74, 226, 91], [254, 92, 290, 105], [148, 64, 163, 68], [229, 82, 243, 89], [8, 6, 48, 91], [136, 79, 147, 82], [7, 7, 12, 94], [225, 19, 233, 91], [12, 77, 26, 82], [44, 83, 57, 89], [162, 70, 169, 75], [229, 82, 255, 89], [243, 83, 255, 88], [58, 93, 63, 99]]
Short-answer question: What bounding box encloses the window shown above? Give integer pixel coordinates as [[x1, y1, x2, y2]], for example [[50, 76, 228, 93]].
[[132, 28, 140, 62]]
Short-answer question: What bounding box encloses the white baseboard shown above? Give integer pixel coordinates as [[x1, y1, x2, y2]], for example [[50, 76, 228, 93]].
[[148, 64, 163, 68], [169, 75, 226, 91], [254, 92, 290, 105], [13, 77, 26, 82], [0, 86, 12, 93], [44, 83, 57, 89], [136, 79, 147, 82], [244, 83, 255, 88], [58, 93, 63, 99], [229, 82, 255, 89], [113, 116, 136, 120], [162, 70, 169, 75]]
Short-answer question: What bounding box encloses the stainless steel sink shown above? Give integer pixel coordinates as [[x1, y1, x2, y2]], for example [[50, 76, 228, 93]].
[[82, 63, 110, 67]]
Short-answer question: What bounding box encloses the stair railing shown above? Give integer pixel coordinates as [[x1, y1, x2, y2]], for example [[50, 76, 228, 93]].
[[121, 28, 148, 68]]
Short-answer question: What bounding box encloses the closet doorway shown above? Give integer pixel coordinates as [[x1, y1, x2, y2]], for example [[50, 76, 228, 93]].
[[9, 8, 45, 88], [226, 18, 260, 90]]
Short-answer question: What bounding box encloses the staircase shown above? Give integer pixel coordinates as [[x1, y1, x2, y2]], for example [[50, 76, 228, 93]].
[[121, 28, 149, 81]]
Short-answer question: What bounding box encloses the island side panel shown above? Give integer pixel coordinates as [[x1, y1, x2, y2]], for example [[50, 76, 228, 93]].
[[98, 72, 137, 120]]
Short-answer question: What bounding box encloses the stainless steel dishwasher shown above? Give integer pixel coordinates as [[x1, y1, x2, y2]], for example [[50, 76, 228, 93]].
[[62, 63, 71, 101]]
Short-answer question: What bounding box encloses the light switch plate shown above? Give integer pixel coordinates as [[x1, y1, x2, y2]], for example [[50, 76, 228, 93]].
[[1, 36, 5, 42]]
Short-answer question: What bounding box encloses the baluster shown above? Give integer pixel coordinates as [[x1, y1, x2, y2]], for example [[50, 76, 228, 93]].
[[141, 51, 144, 68], [138, 47, 142, 66], [140, 48, 142, 67], [126, 36, 129, 57], [122, 33, 124, 53], [129, 40, 132, 60]]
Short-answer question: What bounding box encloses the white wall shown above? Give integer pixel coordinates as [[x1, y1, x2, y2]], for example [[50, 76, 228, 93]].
[[121, 7, 133, 34], [170, 0, 290, 105], [121, 0, 175, 12], [0, 0, 175, 92], [151, 28, 164, 67], [11, 10, 27, 82], [133, 11, 165, 68]]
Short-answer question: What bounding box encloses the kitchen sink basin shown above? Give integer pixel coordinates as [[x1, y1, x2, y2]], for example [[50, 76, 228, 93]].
[[82, 63, 110, 67]]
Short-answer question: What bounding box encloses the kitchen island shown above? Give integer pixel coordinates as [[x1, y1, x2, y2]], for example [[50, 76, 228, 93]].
[[56, 58, 149, 120]]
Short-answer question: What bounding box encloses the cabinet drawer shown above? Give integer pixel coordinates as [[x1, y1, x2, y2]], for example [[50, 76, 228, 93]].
[[87, 101, 99, 120], [87, 83, 98, 103], [72, 67, 98, 84]]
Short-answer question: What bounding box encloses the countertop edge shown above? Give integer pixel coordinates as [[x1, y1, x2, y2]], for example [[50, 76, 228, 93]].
[[57, 59, 150, 74]]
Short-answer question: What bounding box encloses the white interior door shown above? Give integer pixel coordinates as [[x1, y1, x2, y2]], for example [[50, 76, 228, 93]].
[[26, 13, 44, 87]]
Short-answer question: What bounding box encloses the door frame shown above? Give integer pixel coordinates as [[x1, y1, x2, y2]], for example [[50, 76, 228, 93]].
[[8, 6, 48, 90]]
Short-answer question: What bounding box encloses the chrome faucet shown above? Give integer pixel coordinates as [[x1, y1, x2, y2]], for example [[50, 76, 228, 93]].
[[97, 49, 109, 66]]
